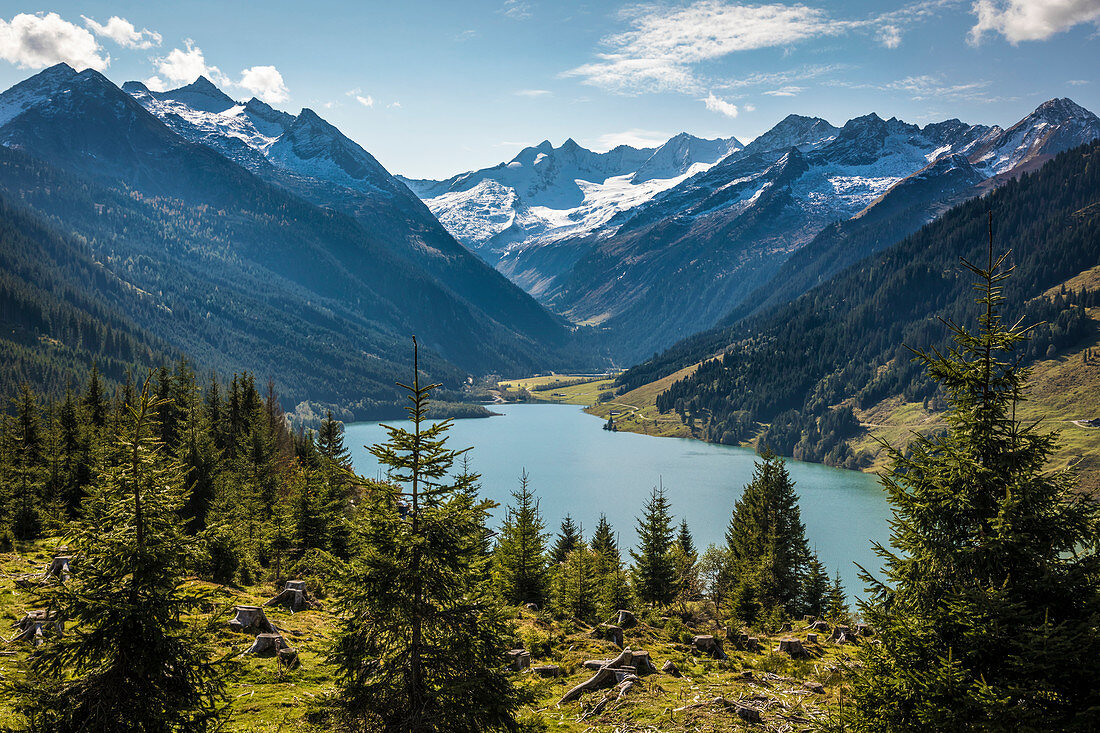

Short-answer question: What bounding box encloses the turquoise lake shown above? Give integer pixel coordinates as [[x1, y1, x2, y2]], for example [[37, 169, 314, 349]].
[[345, 403, 893, 598]]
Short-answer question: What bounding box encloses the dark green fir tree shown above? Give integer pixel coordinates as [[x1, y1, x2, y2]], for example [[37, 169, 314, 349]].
[[551, 514, 581, 564], [841, 233, 1100, 732], [493, 469, 549, 606], [329, 339, 519, 733], [630, 483, 676, 606]]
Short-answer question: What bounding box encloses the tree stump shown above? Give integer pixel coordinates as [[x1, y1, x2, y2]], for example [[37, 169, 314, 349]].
[[42, 555, 73, 580], [613, 666, 636, 683], [810, 620, 830, 632], [692, 634, 726, 659], [230, 605, 276, 634], [740, 670, 753, 679], [832, 625, 857, 644], [806, 633, 818, 644], [737, 704, 763, 723], [803, 681, 825, 694], [776, 637, 808, 658], [247, 633, 286, 655], [524, 602, 539, 612], [10, 609, 62, 644], [630, 650, 656, 674], [506, 649, 530, 671], [593, 623, 623, 647], [532, 664, 560, 677], [745, 636, 760, 651], [278, 646, 300, 669], [855, 622, 874, 637], [264, 580, 313, 612], [661, 659, 680, 676], [779, 621, 792, 633], [615, 609, 636, 628]]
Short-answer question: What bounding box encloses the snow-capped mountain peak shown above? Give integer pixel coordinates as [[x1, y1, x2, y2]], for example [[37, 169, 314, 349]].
[[971, 97, 1100, 174]]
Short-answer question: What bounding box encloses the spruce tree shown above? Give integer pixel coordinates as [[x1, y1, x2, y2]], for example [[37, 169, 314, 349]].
[[9, 384, 43, 540], [329, 339, 519, 732], [551, 514, 581, 564], [553, 544, 598, 621], [493, 469, 548, 606], [672, 519, 699, 611], [725, 452, 810, 615], [802, 553, 830, 618], [844, 237, 1100, 731], [590, 513, 618, 561], [630, 484, 676, 606], [824, 570, 848, 623], [6, 379, 226, 731]]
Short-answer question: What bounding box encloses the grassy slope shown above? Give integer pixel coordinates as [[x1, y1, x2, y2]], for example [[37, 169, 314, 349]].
[[0, 541, 857, 732], [497, 374, 618, 406], [585, 363, 702, 439]]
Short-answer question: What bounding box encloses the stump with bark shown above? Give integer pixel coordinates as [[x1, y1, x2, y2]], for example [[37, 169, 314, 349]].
[[831, 624, 857, 644], [278, 646, 300, 669], [776, 637, 809, 658], [692, 634, 726, 659], [524, 602, 539, 612], [42, 555, 73, 580], [779, 621, 792, 633], [247, 633, 286, 656], [10, 609, 63, 644], [264, 580, 314, 612], [559, 648, 654, 704], [229, 605, 276, 634], [855, 622, 874, 637], [615, 609, 636, 628], [532, 664, 560, 677], [592, 623, 623, 647], [506, 649, 530, 671], [661, 659, 680, 676], [809, 620, 830, 632], [806, 633, 819, 644]]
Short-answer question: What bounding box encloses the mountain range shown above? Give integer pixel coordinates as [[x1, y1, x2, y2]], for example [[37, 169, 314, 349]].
[[0, 64, 579, 416], [407, 100, 1100, 363]]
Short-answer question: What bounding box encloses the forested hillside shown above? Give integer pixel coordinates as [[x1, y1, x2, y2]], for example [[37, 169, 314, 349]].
[[622, 140, 1100, 468]]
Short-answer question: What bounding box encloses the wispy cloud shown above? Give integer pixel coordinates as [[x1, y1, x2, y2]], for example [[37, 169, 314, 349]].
[[703, 92, 740, 117], [454, 29, 478, 41], [763, 85, 805, 97], [502, 0, 533, 20], [564, 1, 954, 95], [0, 12, 107, 70], [82, 15, 160, 49], [830, 74, 999, 102], [969, 0, 1100, 44], [1067, 78, 1091, 85], [515, 88, 552, 97]]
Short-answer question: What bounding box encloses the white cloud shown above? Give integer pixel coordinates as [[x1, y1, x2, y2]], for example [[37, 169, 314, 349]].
[[153, 40, 227, 86], [831, 74, 997, 102], [969, 0, 1100, 43], [151, 43, 290, 102], [763, 85, 805, 96], [82, 15, 161, 49], [0, 12, 108, 70], [589, 128, 671, 150], [703, 91, 739, 117], [743, 103, 757, 112], [564, 2, 844, 93], [388, 101, 402, 108], [878, 23, 902, 47], [515, 88, 552, 97], [1067, 78, 1090, 85], [356, 94, 374, 107], [239, 65, 288, 103], [502, 0, 533, 19]]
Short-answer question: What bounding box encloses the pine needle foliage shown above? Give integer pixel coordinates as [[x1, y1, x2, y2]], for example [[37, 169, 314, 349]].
[[630, 484, 676, 606], [843, 225, 1100, 732], [5, 378, 226, 733], [329, 338, 520, 733], [493, 469, 549, 606]]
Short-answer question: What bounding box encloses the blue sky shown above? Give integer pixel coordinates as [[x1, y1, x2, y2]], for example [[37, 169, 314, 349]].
[[0, 1, 1097, 177]]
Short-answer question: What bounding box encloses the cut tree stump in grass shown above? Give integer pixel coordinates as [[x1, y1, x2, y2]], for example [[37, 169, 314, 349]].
[[559, 648, 655, 704], [746, 636, 760, 651], [278, 646, 300, 669], [809, 620, 830, 632], [532, 664, 560, 677], [807, 633, 819, 644], [803, 681, 825, 694], [247, 633, 286, 656], [856, 622, 874, 637], [229, 605, 276, 634], [692, 634, 726, 659], [776, 637, 809, 658], [42, 555, 73, 580], [615, 609, 636, 628], [10, 609, 63, 644], [779, 622, 792, 633], [507, 649, 530, 671], [592, 623, 624, 647], [661, 659, 680, 676], [524, 602, 539, 612], [832, 625, 858, 644], [264, 580, 314, 612]]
